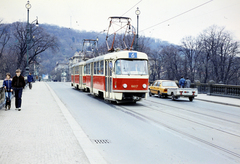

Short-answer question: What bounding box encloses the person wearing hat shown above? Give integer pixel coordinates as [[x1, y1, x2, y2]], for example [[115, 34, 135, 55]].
[[12, 69, 25, 111]]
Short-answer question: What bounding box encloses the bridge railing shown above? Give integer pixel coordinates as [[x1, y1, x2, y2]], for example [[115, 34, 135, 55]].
[[149, 81, 240, 98], [0, 80, 5, 109]]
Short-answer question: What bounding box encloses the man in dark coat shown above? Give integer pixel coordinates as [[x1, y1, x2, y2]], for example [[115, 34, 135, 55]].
[[12, 69, 25, 111]]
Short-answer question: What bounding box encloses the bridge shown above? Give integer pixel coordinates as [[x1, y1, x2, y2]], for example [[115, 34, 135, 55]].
[[0, 82, 239, 164]]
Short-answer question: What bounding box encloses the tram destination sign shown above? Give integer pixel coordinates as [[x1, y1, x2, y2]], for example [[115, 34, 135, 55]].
[[129, 52, 137, 58]]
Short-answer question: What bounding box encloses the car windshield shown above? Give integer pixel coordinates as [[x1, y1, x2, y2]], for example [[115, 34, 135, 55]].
[[162, 81, 177, 87], [115, 59, 148, 75]]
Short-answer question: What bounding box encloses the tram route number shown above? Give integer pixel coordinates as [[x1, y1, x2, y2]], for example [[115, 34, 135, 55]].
[[129, 52, 137, 58]]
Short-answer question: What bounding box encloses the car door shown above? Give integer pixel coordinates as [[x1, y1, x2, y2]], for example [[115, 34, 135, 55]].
[[156, 81, 161, 93], [150, 81, 156, 94]]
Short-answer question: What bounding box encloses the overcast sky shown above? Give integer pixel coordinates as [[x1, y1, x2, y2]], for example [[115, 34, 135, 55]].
[[1, 0, 240, 45]]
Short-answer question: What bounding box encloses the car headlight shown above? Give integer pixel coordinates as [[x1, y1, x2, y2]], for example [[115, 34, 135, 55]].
[[142, 84, 147, 88], [123, 84, 127, 88]]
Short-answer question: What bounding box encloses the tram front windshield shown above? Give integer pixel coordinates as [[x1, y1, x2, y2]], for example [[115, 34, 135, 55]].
[[115, 59, 148, 75]]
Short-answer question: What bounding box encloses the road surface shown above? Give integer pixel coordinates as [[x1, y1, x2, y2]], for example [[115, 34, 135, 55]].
[[48, 82, 240, 164]]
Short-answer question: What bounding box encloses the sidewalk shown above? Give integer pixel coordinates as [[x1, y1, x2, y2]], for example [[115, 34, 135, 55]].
[[0, 82, 106, 164], [195, 94, 240, 107]]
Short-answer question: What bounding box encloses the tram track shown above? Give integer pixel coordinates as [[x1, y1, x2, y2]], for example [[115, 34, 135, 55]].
[[141, 102, 240, 138], [145, 98, 240, 125], [112, 104, 240, 160]]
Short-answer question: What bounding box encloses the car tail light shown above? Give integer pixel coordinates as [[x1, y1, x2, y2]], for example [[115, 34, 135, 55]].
[[180, 91, 183, 95], [164, 89, 167, 92], [192, 91, 195, 95]]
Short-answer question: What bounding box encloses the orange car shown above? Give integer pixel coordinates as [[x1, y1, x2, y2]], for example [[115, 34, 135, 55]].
[[149, 80, 178, 98]]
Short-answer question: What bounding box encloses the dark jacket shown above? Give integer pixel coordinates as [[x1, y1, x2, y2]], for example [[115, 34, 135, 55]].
[[3, 79, 13, 92], [27, 75, 34, 83], [12, 75, 26, 89]]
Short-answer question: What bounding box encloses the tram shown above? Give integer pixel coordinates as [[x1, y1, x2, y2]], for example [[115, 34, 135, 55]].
[[71, 61, 86, 90], [71, 50, 149, 103]]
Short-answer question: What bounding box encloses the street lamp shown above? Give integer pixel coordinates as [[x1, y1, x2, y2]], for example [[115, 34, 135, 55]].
[[25, 1, 31, 76], [25, 1, 38, 76], [135, 7, 140, 51]]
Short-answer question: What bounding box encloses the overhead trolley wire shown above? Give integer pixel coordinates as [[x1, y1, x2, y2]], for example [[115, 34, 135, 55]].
[[140, 0, 213, 33], [121, 0, 143, 17]]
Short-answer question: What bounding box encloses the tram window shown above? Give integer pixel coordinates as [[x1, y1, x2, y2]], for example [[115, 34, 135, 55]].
[[84, 65, 86, 74], [88, 64, 90, 74], [86, 64, 89, 74], [100, 60, 104, 74], [109, 61, 112, 76], [105, 61, 107, 75], [114, 59, 148, 75], [97, 61, 100, 74], [115, 60, 121, 75], [94, 62, 97, 74], [75, 67, 78, 74]]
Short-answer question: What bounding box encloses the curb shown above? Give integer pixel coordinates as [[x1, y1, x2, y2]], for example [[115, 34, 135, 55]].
[[45, 83, 107, 164], [195, 98, 240, 108]]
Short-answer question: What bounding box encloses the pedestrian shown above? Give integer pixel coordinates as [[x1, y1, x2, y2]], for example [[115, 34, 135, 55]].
[[185, 77, 191, 88], [27, 72, 34, 89], [179, 76, 186, 88], [12, 69, 25, 111], [2, 73, 13, 111]]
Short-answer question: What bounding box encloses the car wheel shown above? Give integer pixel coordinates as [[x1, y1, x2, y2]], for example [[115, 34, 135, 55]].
[[189, 97, 193, 101], [158, 92, 162, 98], [149, 90, 152, 97], [171, 94, 176, 101]]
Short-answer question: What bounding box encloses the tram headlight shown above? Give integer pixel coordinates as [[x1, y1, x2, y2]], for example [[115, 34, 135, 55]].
[[142, 84, 147, 88], [123, 84, 127, 88]]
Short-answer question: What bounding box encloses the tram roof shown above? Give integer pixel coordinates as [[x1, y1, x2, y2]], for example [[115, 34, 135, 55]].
[[71, 61, 86, 68], [85, 51, 148, 64]]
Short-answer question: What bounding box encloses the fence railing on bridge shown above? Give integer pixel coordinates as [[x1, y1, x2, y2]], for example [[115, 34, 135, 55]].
[[0, 80, 5, 109], [149, 81, 240, 99]]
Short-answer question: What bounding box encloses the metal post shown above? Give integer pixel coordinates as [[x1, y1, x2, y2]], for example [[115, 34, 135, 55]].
[[136, 14, 139, 51], [135, 7, 140, 51], [25, 1, 31, 76]]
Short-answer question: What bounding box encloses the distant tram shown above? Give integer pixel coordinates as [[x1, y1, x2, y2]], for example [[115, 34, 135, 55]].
[[71, 50, 149, 103]]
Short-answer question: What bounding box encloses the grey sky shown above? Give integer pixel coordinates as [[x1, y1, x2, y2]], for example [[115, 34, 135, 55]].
[[1, 0, 240, 45]]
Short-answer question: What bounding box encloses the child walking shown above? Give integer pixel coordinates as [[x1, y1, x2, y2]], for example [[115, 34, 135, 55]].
[[2, 73, 13, 111]]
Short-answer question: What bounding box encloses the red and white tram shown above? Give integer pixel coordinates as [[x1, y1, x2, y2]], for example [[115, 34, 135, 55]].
[[71, 50, 149, 103], [71, 61, 87, 90]]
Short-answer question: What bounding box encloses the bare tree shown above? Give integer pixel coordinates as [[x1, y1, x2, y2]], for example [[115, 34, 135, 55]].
[[181, 36, 203, 81], [0, 20, 10, 59], [11, 22, 59, 73], [199, 26, 240, 84]]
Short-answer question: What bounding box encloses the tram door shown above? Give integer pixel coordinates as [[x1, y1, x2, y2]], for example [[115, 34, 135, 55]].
[[105, 60, 113, 98], [90, 62, 94, 93], [79, 66, 82, 89]]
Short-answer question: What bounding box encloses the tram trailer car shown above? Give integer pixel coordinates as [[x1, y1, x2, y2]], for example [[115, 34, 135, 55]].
[[72, 51, 149, 103], [71, 61, 87, 90]]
